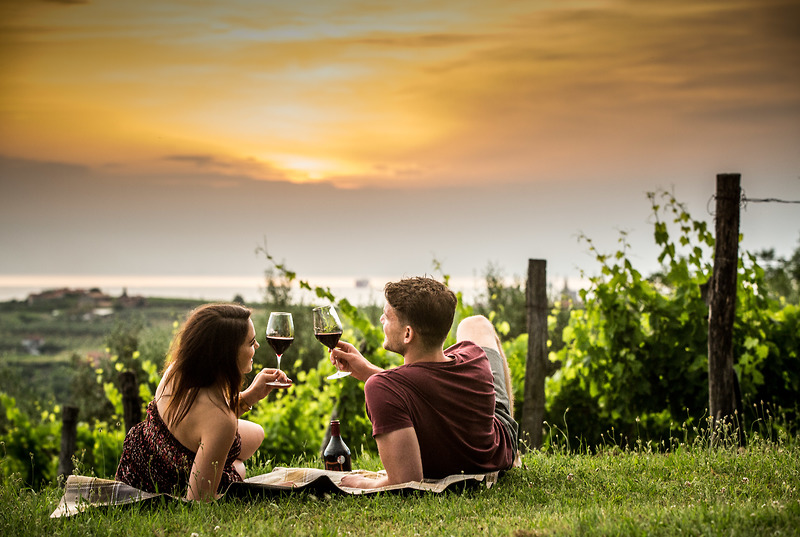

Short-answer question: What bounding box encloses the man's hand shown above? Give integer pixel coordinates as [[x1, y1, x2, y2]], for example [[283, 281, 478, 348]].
[[339, 473, 389, 489], [330, 341, 383, 382], [339, 427, 423, 490]]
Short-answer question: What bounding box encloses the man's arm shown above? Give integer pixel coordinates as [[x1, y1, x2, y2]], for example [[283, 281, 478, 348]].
[[339, 427, 423, 489]]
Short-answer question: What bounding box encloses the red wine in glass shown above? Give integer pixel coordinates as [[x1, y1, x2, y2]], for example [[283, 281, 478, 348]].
[[265, 312, 293, 386], [314, 331, 342, 350], [267, 336, 293, 356], [312, 305, 350, 379]]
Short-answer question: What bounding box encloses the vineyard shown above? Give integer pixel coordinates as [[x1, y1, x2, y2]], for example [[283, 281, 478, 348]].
[[1, 188, 798, 493]]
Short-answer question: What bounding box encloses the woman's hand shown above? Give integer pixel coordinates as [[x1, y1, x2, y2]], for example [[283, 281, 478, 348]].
[[241, 368, 291, 410]]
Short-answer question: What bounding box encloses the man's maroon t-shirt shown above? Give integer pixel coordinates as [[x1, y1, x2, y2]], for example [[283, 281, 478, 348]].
[[364, 341, 514, 479]]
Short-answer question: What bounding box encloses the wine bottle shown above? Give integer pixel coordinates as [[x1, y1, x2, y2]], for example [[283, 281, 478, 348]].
[[323, 419, 352, 471]]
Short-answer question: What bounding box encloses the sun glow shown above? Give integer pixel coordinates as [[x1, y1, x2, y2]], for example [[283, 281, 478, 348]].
[[267, 154, 356, 183]]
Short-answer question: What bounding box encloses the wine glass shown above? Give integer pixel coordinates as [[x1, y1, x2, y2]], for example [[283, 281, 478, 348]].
[[265, 312, 293, 386], [312, 305, 349, 380]]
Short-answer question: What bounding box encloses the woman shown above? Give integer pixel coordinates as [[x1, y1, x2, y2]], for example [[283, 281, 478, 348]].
[[115, 303, 291, 501]]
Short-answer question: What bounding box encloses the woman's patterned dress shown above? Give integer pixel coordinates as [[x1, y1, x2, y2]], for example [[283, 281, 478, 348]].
[[115, 400, 242, 495]]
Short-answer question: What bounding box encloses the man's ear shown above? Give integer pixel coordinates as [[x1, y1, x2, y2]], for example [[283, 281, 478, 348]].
[[403, 325, 414, 344]]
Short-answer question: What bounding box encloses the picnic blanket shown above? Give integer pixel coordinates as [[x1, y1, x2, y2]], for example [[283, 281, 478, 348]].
[[50, 467, 500, 518]]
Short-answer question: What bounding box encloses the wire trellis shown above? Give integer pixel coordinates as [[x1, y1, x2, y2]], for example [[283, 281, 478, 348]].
[[742, 197, 800, 204], [707, 188, 800, 216]]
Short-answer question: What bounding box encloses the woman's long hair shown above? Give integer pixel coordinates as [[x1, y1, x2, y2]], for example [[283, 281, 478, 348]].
[[160, 303, 252, 425]]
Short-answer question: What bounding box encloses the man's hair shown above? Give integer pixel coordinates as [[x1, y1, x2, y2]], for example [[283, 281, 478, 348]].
[[384, 277, 457, 349]]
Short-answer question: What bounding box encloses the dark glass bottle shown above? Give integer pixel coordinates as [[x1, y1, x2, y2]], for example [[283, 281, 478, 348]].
[[323, 419, 352, 471]]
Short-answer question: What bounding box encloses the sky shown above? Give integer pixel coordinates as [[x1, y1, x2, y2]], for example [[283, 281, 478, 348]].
[[1, 0, 799, 301]]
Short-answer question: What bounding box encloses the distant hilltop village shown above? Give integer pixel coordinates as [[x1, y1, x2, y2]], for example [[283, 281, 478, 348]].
[[17, 288, 147, 356], [26, 287, 146, 310]]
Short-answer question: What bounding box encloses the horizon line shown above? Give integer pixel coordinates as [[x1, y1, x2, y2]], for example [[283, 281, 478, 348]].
[[0, 272, 588, 290]]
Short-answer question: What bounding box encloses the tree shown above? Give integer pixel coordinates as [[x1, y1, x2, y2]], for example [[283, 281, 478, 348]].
[[757, 236, 800, 304], [474, 263, 527, 339], [262, 266, 293, 307]]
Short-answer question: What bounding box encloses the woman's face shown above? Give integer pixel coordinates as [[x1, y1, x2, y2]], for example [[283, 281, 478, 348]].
[[237, 318, 259, 374]]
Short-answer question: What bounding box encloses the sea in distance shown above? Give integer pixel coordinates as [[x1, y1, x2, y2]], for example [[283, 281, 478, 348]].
[[0, 274, 497, 307]]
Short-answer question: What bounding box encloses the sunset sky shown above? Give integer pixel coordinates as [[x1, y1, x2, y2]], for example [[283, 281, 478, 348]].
[[1, 0, 798, 300]]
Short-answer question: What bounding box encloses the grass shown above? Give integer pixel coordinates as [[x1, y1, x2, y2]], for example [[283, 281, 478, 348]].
[[2, 427, 798, 537]]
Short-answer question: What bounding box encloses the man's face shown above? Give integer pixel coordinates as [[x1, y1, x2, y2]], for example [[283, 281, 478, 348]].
[[380, 302, 407, 355]]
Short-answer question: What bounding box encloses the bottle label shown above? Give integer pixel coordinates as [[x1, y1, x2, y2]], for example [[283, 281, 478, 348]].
[[325, 461, 343, 471], [324, 454, 352, 472]]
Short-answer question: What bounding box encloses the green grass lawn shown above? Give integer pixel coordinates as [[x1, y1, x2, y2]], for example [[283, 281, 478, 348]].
[[4, 433, 798, 537]]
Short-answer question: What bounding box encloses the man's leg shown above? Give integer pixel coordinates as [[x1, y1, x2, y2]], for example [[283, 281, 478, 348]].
[[456, 316, 513, 414], [456, 316, 519, 455]]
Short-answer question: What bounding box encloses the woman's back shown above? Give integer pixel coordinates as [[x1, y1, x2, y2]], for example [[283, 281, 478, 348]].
[[155, 372, 236, 454]]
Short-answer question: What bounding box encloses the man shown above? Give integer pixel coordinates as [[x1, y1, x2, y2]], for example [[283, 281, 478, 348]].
[[330, 276, 519, 489]]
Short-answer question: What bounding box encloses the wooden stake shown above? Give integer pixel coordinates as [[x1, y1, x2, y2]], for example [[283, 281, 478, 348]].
[[120, 370, 142, 433], [708, 173, 741, 442], [57, 405, 79, 485], [521, 259, 548, 450]]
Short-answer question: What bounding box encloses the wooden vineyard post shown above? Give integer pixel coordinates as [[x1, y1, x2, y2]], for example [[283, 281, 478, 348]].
[[708, 173, 742, 444], [120, 370, 142, 433], [57, 405, 79, 485], [521, 259, 548, 450]]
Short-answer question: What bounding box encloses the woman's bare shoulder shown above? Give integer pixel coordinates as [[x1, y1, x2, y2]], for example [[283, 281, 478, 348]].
[[164, 388, 236, 450], [191, 390, 237, 430]]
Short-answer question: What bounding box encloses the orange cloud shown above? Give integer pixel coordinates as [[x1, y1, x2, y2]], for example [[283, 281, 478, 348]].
[[1, 0, 797, 191]]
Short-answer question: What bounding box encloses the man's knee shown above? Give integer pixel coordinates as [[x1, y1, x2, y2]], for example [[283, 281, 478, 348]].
[[456, 315, 498, 349]]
